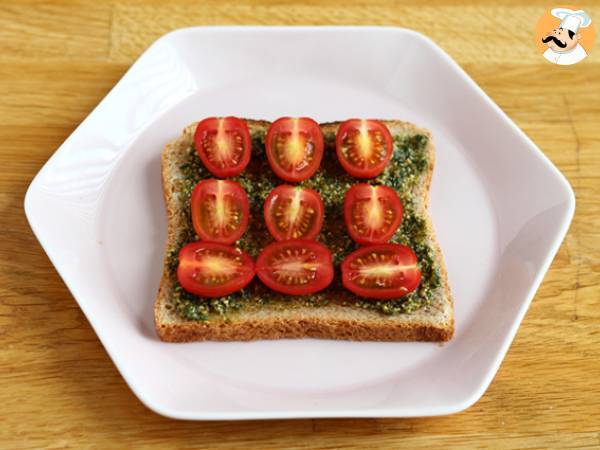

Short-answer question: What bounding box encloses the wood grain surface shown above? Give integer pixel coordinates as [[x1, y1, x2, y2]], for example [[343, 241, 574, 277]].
[[1, 0, 599, 448]]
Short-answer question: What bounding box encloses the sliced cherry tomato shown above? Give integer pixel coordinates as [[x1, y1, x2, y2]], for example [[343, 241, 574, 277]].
[[343, 184, 403, 245], [335, 119, 393, 178], [265, 117, 324, 182], [256, 240, 334, 295], [341, 244, 421, 299], [177, 242, 255, 297], [194, 117, 251, 177], [263, 185, 324, 241], [191, 179, 249, 244]]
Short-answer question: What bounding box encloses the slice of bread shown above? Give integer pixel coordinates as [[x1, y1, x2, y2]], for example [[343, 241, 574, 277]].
[[155, 120, 453, 342]]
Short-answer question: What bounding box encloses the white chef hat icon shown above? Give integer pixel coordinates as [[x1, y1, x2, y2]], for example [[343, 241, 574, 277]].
[[551, 8, 592, 33]]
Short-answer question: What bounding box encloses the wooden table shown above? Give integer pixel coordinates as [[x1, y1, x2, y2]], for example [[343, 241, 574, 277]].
[[1, 1, 599, 448]]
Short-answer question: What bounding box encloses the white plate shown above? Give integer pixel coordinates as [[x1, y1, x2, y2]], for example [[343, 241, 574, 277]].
[[24, 26, 574, 419]]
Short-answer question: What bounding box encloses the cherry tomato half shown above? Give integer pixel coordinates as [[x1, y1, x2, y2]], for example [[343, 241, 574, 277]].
[[265, 117, 324, 182], [194, 117, 251, 177], [256, 240, 334, 295], [343, 183, 403, 245], [191, 179, 249, 244], [341, 244, 421, 299], [177, 242, 255, 297], [335, 119, 393, 178], [263, 185, 324, 241]]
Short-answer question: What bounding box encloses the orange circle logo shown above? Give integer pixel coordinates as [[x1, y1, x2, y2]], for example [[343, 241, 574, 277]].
[[535, 5, 595, 65]]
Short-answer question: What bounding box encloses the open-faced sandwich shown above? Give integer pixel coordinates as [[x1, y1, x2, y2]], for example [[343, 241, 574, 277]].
[[155, 117, 453, 342]]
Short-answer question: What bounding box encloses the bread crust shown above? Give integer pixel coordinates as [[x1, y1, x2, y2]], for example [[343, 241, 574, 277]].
[[157, 318, 453, 342], [155, 120, 454, 342]]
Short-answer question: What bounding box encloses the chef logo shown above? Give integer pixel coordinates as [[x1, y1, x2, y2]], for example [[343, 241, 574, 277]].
[[535, 6, 595, 65]]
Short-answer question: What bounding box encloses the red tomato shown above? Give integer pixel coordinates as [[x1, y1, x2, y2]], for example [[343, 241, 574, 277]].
[[191, 179, 249, 244], [265, 117, 324, 182], [341, 244, 421, 299], [263, 185, 324, 241], [256, 240, 334, 295], [177, 242, 255, 297], [335, 119, 393, 178], [343, 183, 403, 245], [194, 117, 251, 177]]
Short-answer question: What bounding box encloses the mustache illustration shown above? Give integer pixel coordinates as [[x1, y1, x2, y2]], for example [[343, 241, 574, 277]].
[[542, 35, 567, 48]]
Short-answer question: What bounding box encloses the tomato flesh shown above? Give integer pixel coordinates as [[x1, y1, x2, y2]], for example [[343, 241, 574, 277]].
[[336, 119, 393, 178], [264, 185, 324, 241], [341, 244, 421, 299], [191, 179, 249, 244], [177, 242, 255, 297], [194, 117, 251, 177], [265, 117, 324, 182], [343, 183, 403, 245], [256, 240, 334, 295]]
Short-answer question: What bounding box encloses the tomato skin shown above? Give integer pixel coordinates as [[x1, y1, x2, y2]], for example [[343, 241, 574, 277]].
[[343, 183, 403, 245], [194, 117, 251, 178], [256, 240, 334, 295], [265, 117, 324, 182], [191, 179, 249, 244], [341, 244, 422, 299], [263, 185, 324, 241], [335, 119, 393, 178], [177, 242, 255, 297]]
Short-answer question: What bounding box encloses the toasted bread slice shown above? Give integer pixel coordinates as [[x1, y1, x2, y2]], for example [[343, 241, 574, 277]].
[[155, 120, 453, 342]]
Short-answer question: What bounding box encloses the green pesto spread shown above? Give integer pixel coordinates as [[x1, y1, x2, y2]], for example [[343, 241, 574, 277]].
[[167, 130, 441, 321]]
